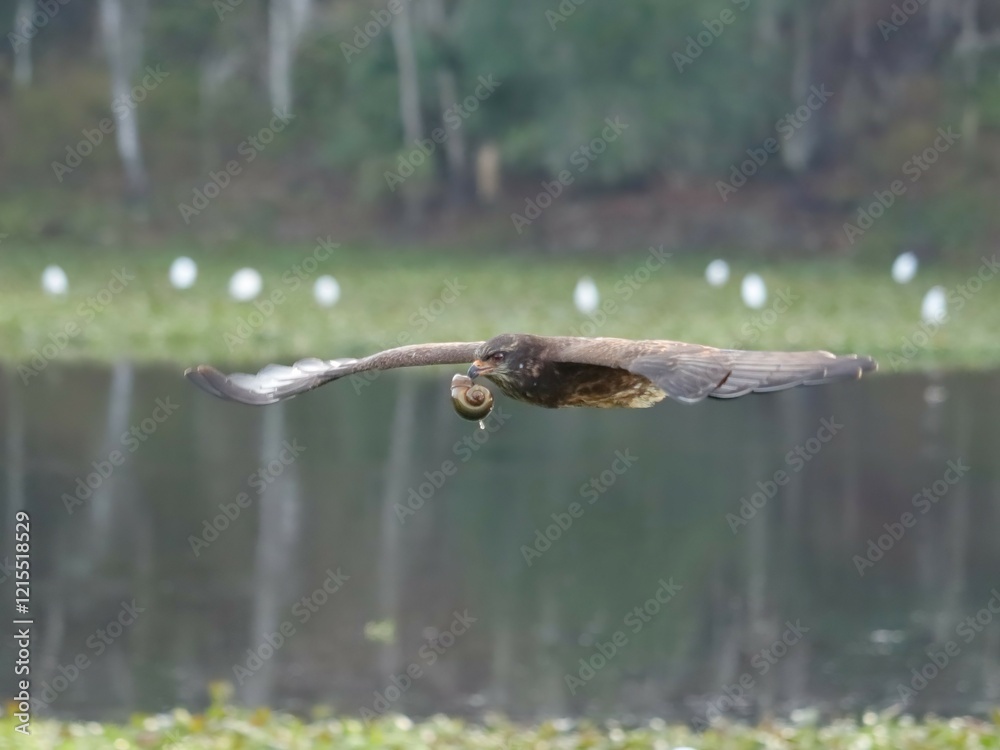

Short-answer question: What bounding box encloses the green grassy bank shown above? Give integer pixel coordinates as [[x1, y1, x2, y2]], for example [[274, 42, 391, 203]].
[[1, 244, 997, 371]]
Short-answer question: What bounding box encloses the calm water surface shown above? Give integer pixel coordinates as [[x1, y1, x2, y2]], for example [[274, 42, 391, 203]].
[[1, 363, 998, 723]]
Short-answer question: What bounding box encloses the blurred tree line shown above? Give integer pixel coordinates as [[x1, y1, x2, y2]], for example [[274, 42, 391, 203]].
[[1, 0, 999, 255]]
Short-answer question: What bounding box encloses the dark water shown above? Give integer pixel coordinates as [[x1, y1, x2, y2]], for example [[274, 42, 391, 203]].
[[1, 363, 999, 723]]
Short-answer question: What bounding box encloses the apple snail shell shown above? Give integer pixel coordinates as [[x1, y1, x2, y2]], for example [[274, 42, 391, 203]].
[[450, 373, 494, 421]]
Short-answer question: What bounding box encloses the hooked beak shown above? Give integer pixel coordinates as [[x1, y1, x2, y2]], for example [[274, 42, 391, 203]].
[[468, 359, 493, 379]]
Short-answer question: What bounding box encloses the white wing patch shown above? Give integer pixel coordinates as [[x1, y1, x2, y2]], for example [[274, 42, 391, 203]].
[[187, 358, 359, 404]]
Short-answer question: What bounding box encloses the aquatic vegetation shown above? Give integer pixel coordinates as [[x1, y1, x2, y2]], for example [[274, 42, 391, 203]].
[[4, 703, 1000, 750]]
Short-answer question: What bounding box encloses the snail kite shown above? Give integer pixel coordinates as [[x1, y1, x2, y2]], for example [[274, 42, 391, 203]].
[[185, 334, 876, 408]]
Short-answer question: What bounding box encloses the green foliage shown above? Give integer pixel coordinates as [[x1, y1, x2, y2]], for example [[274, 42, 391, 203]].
[[144, 4, 224, 64], [3, 0, 1000, 254], [8, 0, 995, 190], [448, 0, 797, 181], [0, 192, 128, 246], [6, 68, 115, 182], [305, 32, 403, 170]]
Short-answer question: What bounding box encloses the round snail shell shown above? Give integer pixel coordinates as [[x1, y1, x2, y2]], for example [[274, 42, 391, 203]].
[[450, 374, 494, 421]]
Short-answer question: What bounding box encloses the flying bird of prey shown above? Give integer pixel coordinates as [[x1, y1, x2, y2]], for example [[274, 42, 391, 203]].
[[185, 333, 876, 408]]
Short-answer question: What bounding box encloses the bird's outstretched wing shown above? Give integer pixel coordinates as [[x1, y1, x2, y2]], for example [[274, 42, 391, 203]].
[[548, 337, 877, 404], [185, 341, 484, 405]]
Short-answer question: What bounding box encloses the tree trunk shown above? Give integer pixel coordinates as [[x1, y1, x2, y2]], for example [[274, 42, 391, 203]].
[[851, 0, 870, 59], [781, 2, 820, 173], [376, 377, 418, 691], [389, 0, 425, 224], [268, 0, 312, 115], [88, 361, 134, 558], [244, 403, 302, 706], [928, 0, 959, 41], [98, 0, 150, 202], [753, 0, 782, 64], [953, 0, 1000, 151], [12, 0, 34, 87], [199, 49, 244, 167], [424, 0, 469, 205]]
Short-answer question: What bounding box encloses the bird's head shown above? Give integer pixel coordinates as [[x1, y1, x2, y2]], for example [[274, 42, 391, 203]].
[[469, 334, 539, 384]]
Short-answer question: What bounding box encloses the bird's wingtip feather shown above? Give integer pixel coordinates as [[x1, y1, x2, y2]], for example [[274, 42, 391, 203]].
[[185, 365, 227, 399]]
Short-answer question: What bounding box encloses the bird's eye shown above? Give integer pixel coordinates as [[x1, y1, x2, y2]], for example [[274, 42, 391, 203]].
[[492, 352, 505, 361]]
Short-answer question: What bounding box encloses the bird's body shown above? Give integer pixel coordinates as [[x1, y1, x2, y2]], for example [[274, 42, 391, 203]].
[[186, 333, 877, 409], [469, 336, 667, 408], [487, 359, 666, 409]]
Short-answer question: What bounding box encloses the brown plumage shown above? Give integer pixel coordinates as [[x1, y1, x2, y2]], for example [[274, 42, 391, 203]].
[[184, 333, 877, 408]]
